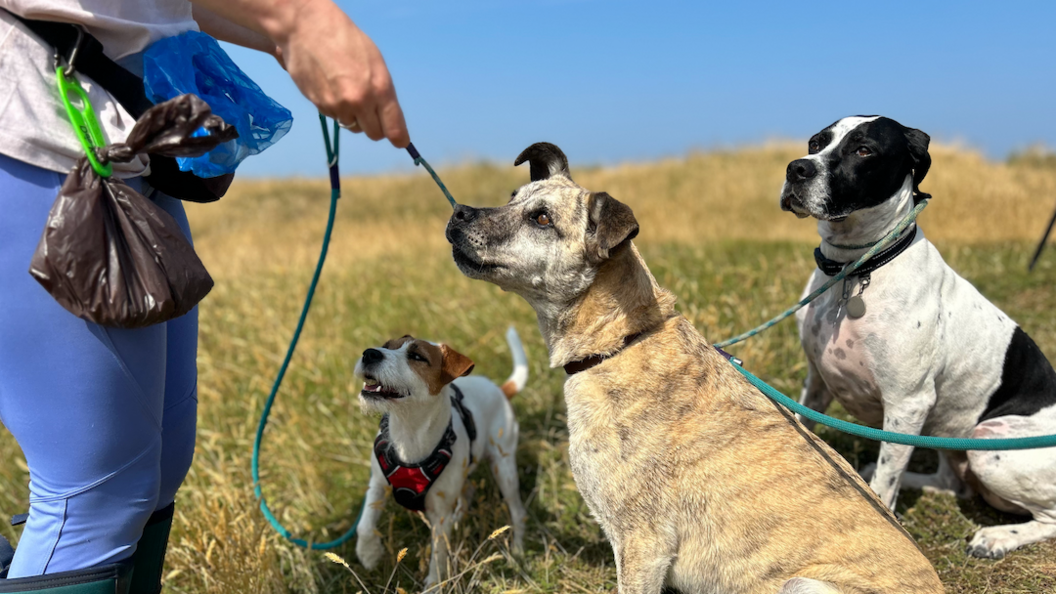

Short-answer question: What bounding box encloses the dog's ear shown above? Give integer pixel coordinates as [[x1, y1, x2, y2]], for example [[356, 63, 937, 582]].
[[904, 126, 931, 199], [587, 192, 639, 261], [439, 344, 475, 385], [514, 142, 571, 182]]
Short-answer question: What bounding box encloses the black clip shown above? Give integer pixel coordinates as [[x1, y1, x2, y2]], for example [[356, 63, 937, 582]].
[[52, 23, 86, 77]]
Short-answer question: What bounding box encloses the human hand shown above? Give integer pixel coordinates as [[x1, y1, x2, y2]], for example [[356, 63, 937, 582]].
[[275, 0, 409, 147]]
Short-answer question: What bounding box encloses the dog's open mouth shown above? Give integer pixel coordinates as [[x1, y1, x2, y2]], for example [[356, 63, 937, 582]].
[[361, 375, 404, 399]]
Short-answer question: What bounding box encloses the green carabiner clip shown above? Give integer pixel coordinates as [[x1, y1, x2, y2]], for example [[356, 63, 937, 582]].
[[56, 66, 113, 178]]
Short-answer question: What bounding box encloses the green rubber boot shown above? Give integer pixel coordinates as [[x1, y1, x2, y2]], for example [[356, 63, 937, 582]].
[[0, 562, 132, 593], [128, 503, 174, 594]]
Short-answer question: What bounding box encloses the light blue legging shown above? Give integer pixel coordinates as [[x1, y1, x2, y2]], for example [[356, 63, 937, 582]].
[[0, 153, 198, 577]]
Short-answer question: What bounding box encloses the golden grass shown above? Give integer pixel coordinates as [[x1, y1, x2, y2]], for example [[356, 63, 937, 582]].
[[1, 145, 1055, 593], [189, 143, 1056, 279]]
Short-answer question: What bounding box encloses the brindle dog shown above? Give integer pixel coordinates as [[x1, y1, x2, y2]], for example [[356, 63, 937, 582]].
[[445, 143, 943, 594]]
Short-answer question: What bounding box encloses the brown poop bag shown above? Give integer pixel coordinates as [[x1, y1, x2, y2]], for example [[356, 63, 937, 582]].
[[29, 94, 238, 329]]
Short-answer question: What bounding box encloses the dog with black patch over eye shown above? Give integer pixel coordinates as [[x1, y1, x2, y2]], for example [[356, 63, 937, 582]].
[[781, 115, 1056, 560], [445, 143, 943, 594], [353, 328, 527, 589]]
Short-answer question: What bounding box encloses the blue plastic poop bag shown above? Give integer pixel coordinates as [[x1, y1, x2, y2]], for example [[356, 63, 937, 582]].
[[143, 31, 292, 178]]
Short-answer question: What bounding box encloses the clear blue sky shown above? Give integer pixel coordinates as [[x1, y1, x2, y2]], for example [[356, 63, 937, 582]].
[[223, 0, 1056, 177]]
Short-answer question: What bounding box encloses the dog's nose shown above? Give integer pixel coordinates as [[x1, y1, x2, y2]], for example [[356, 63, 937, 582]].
[[362, 348, 384, 364], [786, 159, 818, 182], [451, 203, 480, 224]]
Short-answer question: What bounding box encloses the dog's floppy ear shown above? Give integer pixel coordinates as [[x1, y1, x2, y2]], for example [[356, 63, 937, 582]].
[[439, 344, 475, 385], [904, 126, 931, 199], [514, 142, 571, 182], [587, 192, 639, 261]]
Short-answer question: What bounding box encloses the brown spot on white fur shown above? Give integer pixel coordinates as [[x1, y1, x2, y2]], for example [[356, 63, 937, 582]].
[[379, 337, 475, 395], [500, 380, 518, 398]]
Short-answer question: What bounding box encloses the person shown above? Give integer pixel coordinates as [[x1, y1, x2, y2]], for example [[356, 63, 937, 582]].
[[0, 1, 407, 591]]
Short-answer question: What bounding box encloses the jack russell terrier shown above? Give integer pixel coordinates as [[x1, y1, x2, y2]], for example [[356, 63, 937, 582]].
[[781, 115, 1056, 559], [446, 143, 943, 594], [353, 328, 528, 588]]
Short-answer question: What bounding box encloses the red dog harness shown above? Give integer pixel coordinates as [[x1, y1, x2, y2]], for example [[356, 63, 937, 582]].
[[373, 385, 476, 512]]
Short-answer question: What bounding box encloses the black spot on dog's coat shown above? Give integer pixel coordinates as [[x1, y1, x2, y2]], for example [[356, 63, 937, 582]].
[[981, 327, 1056, 422]]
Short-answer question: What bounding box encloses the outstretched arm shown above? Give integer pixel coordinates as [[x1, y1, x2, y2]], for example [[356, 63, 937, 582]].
[[188, 0, 409, 148]]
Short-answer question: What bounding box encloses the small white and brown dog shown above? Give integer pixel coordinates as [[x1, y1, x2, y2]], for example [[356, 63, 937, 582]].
[[353, 327, 527, 588]]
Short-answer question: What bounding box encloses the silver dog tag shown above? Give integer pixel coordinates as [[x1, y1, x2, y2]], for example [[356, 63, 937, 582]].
[[846, 295, 867, 319]]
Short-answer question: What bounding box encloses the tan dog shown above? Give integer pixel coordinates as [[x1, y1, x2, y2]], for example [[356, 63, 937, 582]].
[[445, 143, 943, 594]]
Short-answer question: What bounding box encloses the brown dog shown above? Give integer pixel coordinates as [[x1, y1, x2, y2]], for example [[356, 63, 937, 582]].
[[445, 143, 944, 594]]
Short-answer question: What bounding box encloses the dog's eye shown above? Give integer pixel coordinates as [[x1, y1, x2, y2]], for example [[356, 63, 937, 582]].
[[534, 212, 553, 227], [408, 352, 428, 363], [856, 146, 872, 157], [808, 140, 820, 153]]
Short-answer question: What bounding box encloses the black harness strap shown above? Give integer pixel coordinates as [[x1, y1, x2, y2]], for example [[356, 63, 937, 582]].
[[814, 225, 918, 277]]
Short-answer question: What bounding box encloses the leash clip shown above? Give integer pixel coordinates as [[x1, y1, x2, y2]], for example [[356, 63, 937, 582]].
[[52, 24, 86, 77]]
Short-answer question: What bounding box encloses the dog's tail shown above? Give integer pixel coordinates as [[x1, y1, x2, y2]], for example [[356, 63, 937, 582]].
[[500, 326, 529, 398]]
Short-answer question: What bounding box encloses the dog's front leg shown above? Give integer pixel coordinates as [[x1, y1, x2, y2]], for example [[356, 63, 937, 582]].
[[868, 387, 936, 509], [611, 530, 675, 594], [423, 508, 456, 591], [796, 361, 832, 432], [355, 472, 389, 570]]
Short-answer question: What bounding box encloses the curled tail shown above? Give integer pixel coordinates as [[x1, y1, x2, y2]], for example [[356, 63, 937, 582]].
[[500, 326, 529, 398]]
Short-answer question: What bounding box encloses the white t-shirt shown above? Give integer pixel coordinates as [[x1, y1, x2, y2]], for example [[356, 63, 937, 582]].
[[0, 1, 198, 176]]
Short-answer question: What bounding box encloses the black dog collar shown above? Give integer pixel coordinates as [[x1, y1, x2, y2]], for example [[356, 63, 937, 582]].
[[564, 332, 644, 375], [814, 225, 917, 277], [373, 385, 476, 512]]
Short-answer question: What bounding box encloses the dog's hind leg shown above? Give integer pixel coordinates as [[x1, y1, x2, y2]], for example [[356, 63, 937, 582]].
[[964, 414, 1056, 558], [967, 519, 1056, 559], [796, 362, 833, 432], [777, 577, 842, 594], [488, 437, 526, 553]]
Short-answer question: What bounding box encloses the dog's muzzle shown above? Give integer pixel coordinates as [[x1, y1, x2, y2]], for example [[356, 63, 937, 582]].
[[359, 348, 404, 399]]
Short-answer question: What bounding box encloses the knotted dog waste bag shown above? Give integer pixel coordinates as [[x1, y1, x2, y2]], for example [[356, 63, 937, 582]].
[[29, 94, 237, 329]]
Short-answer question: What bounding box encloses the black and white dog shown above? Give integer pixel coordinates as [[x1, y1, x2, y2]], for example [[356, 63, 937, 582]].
[[780, 115, 1056, 559]]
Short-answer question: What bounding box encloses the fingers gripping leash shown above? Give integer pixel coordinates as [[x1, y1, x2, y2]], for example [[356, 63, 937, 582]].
[[252, 118, 457, 550]]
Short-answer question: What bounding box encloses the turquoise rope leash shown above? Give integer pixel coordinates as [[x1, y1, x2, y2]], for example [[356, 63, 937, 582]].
[[730, 361, 1056, 450], [252, 115, 367, 549], [713, 199, 929, 349]]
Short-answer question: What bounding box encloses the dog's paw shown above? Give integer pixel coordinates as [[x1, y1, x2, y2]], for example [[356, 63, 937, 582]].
[[356, 532, 385, 570], [858, 462, 876, 482], [966, 525, 1020, 559]]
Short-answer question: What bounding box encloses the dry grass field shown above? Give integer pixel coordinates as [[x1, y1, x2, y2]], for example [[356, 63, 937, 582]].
[[2, 143, 1056, 593]]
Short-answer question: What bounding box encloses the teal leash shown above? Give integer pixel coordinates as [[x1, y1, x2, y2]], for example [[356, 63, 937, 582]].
[[407, 143, 457, 207], [252, 115, 365, 549], [713, 199, 928, 349], [730, 361, 1056, 450], [251, 120, 458, 549]]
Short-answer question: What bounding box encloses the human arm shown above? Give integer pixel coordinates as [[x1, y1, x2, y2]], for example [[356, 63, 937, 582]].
[[191, 5, 284, 67], [187, 0, 409, 148]]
